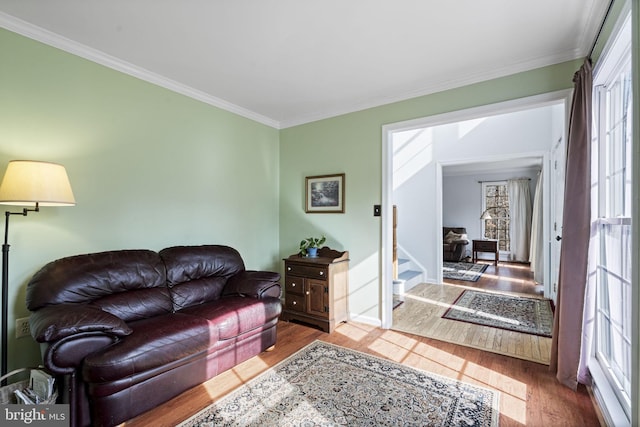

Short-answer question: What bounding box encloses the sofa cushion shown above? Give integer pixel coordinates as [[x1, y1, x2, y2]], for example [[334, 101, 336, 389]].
[[179, 296, 282, 340], [26, 250, 171, 321], [160, 245, 246, 311], [160, 245, 245, 285], [169, 276, 228, 311], [83, 313, 217, 383], [90, 288, 174, 323], [444, 231, 462, 243]]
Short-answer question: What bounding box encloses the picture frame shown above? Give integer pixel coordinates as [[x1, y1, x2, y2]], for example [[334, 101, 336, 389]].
[[305, 173, 345, 213]]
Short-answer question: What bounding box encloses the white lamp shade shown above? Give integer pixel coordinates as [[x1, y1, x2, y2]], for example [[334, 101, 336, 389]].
[[0, 160, 75, 207], [480, 209, 492, 220]]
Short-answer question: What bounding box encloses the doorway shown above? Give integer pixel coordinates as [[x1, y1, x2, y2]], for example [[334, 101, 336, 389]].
[[380, 91, 570, 329]]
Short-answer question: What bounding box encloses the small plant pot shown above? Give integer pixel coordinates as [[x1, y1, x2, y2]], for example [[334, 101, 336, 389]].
[[307, 247, 318, 257]]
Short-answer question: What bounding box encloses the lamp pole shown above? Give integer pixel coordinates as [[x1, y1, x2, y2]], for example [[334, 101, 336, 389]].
[[1, 212, 8, 382], [2, 204, 38, 383]]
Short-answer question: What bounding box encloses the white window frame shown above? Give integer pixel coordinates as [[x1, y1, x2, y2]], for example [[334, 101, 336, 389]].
[[589, 8, 633, 427]]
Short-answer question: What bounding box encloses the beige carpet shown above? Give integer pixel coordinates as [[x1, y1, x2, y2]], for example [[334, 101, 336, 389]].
[[392, 282, 552, 365]]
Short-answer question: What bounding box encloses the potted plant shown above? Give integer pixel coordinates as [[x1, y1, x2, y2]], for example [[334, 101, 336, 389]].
[[299, 235, 326, 257]]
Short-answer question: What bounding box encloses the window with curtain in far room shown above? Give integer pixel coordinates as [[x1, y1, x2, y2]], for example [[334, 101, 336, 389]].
[[481, 181, 510, 252]]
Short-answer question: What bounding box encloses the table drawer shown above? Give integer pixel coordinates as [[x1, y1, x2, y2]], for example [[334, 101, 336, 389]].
[[285, 276, 305, 295], [474, 240, 496, 251], [285, 293, 305, 312], [285, 263, 327, 279]]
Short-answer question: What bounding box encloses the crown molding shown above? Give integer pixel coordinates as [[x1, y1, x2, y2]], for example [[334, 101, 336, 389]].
[[0, 12, 281, 129]]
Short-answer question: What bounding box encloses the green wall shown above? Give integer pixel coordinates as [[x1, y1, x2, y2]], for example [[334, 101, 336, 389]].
[[0, 29, 280, 371], [279, 59, 582, 323]]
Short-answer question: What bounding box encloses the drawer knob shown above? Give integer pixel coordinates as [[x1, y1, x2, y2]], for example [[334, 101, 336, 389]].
[[287, 267, 291, 271], [292, 301, 297, 305], [319, 271, 324, 276], [305, 291, 310, 295], [291, 283, 296, 287]]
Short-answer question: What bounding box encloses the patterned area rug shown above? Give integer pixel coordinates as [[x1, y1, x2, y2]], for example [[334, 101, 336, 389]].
[[443, 289, 554, 337], [179, 341, 500, 426], [443, 261, 489, 282]]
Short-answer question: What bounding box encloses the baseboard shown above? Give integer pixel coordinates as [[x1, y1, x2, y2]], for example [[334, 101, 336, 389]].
[[349, 313, 381, 327]]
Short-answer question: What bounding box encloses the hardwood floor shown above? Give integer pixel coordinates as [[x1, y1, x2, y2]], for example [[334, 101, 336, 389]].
[[392, 282, 552, 364], [444, 260, 544, 297], [392, 261, 552, 364], [124, 320, 600, 427]]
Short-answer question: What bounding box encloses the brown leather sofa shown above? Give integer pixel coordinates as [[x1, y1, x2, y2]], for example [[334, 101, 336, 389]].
[[443, 227, 470, 262], [26, 245, 282, 427]]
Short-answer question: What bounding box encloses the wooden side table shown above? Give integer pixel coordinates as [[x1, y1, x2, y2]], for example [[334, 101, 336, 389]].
[[472, 239, 498, 266], [281, 247, 349, 333]]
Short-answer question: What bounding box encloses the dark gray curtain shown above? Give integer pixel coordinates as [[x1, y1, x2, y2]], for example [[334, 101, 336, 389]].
[[550, 58, 592, 390]]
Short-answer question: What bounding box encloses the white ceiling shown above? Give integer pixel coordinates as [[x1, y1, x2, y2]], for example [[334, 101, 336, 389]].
[[0, 1, 609, 128]]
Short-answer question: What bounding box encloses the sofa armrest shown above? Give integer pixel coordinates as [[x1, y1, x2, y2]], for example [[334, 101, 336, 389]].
[[30, 304, 132, 343], [222, 270, 281, 299], [42, 332, 121, 375]]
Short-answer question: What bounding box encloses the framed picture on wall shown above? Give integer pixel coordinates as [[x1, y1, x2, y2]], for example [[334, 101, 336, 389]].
[[305, 173, 345, 213]]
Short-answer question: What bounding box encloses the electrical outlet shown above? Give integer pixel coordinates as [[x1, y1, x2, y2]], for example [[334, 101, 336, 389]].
[[15, 317, 31, 339]]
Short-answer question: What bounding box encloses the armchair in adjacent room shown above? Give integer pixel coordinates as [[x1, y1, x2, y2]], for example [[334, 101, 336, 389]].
[[443, 227, 469, 262]]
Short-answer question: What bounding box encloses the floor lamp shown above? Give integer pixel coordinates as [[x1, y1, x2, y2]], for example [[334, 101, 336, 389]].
[[480, 208, 492, 239], [0, 160, 75, 381]]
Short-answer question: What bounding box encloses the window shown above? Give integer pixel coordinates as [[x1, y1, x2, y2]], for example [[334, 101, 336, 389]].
[[481, 181, 510, 251], [591, 12, 632, 422]]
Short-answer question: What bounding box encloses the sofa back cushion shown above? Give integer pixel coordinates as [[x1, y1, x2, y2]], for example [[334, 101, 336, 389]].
[[443, 227, 467, 238], [159, 245, 245, 311], [26, 250, 172, 322]]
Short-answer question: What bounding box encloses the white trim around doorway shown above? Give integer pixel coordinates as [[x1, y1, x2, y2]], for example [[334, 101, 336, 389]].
[[380, 89, 572, 329]]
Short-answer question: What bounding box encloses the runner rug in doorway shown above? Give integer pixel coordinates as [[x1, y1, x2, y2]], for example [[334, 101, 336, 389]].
[[179, 340, 499, 427], [442, 289, 554, 337], [443, 261, 489, 282]]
